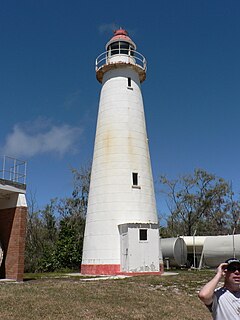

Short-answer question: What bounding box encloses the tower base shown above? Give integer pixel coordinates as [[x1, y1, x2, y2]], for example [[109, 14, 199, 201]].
[[81, 264, 120, 275], [80, 264, 163, 276]]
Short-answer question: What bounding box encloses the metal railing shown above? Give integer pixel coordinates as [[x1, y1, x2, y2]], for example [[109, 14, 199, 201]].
[[96, 48, 147, 72], [0, 155, 27, 185]]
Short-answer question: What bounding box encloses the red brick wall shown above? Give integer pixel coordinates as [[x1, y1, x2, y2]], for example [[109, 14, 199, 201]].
[[0, 206, 27, 281]]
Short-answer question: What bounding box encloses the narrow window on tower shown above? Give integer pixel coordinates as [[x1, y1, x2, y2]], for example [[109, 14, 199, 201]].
[[132, 172, 138, 186], [127, 77, 133, 90], [139, 229, 148, 241], [132, 172, 141, 189]]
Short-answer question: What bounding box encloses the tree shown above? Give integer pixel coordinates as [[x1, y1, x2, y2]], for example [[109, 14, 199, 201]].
[[25, 163, 91, 272], [52, 164, 91, 270], [71, 164, 91, 218], [227, 192, 240, 234], [37, 199, 58, 272], [159, 169, 232, 237], [52, 217, 84, 270], [25, 191, 44, 272]]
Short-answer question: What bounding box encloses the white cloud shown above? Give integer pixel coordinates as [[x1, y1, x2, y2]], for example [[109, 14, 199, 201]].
[[1, 122, 83, 159]]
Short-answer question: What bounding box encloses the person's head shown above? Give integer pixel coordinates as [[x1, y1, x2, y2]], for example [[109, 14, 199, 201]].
[[224, 258, 240, 290]]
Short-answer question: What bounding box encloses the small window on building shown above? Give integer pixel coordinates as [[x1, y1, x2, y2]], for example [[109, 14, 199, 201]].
[[128, 77, 132, 87], [139, 229, 147, 241], [132, 172, 138, 186]]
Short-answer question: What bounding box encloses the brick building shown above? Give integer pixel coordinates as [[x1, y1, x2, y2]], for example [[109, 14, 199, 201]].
[[0, 157, 27, 281]]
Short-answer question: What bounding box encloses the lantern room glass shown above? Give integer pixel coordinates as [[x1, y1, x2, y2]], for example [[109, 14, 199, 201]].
[[107, 41, 134, 57]]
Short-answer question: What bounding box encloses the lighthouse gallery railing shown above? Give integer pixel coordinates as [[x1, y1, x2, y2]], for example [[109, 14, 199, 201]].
[[96, 48, 147, 72]]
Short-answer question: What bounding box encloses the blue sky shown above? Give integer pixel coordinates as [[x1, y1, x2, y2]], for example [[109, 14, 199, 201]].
[[1, 0, 240, 217]]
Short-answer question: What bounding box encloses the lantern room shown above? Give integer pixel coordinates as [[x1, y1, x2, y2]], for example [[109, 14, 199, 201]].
[[96, 28, 147, 83], [106, 29, 136, 57]]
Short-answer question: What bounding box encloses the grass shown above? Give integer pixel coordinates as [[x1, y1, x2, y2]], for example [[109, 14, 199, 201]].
[[0, 270, 215, 319]]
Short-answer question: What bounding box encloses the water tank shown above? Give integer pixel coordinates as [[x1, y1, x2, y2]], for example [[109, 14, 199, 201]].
[[160, 237, 187, 267], [203, 234, 240, 267], [181, 236, 206, 254]]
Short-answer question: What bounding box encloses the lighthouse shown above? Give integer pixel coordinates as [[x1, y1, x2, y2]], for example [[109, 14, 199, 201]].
[[81, 29, 161, 275]]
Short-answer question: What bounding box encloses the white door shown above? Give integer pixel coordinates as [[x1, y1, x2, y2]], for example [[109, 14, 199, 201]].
[[120, 232, 128, 272]]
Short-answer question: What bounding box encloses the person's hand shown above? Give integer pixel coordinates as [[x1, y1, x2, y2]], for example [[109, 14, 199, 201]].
[[216, 262, 228, 277]]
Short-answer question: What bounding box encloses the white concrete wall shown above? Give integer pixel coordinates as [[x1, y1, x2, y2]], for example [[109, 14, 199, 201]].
[[82, 65, 158, 266], [127, 228, 160, 272], [0, 193, 27, 210]]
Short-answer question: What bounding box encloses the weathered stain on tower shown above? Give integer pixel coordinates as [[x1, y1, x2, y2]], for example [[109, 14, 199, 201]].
[[81, 29, 161, 275]]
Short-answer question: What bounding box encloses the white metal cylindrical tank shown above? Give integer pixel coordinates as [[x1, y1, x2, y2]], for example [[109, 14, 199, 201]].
[[81, 29, 159, 275], [203, 234, 240, 267], [160, 238, 187, 267], [181, 236, 206, 254]]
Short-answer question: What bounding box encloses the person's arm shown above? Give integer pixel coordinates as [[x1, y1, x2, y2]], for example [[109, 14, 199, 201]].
[[198, 263, 227, 306]]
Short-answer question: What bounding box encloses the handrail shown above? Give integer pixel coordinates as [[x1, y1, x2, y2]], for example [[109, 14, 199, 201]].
[[0, 155, 27, 185], [96, 48, 147, 72]]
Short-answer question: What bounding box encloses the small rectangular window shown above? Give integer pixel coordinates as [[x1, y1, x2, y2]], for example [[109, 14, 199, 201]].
[[128, 77, 131, 87], [139, 229, 147, 241], [132, 172, 138, 186]]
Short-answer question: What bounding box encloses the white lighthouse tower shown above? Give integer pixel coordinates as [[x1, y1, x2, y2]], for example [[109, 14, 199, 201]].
[[81, 29, 161, 275]]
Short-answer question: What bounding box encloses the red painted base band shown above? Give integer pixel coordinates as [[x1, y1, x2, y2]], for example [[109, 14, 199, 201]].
[[81, 264, 120, 275], [80, 264, 163, 276]]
